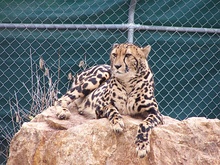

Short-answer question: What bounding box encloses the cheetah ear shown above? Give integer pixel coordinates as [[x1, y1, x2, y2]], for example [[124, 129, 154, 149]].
[[113, 43, 119, 49], [141, 45, 151, 58]]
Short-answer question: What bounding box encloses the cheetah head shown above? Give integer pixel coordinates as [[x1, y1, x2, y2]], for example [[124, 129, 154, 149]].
[[110, 43, 151, 78]]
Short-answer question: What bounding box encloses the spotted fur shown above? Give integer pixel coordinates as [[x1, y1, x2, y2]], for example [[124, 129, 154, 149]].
[[55, 43, 163, 158]]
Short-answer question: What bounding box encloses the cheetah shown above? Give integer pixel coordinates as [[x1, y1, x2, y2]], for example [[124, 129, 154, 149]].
[[55, 43, 163, 158]]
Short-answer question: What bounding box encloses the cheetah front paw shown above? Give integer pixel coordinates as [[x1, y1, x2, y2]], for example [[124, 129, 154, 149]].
[[135, 141, 150, 158], [55, 106, 71, 120], [112, 118, 124, 133]]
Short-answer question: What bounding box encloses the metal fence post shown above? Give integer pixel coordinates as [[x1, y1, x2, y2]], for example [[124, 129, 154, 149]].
[[127, 0, 137, 43]]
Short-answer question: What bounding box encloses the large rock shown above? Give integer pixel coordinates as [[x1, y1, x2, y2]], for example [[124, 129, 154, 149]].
[[7, 107, 220, 165]]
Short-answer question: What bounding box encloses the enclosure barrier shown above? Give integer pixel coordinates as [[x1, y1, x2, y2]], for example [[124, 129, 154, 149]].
[[0, 0, 219, 164]]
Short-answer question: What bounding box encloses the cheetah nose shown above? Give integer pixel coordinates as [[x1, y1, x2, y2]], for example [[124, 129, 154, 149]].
[[114, 65, 122, 69]]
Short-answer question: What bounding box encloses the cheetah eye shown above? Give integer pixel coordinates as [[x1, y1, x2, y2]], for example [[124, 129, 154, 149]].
[[112, 53, 117, 58], [125, 53, 132, 58]]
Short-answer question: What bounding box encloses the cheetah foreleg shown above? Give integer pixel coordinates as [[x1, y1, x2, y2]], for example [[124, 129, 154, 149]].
[[135, 110, 163, 158], [102, 105, 125, 133]]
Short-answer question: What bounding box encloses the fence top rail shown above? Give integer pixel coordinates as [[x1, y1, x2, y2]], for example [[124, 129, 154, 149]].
[[0, 23, 219, 34]]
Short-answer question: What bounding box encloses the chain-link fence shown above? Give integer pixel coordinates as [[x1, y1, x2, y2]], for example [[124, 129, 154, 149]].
[[0, 0, 220, 164]]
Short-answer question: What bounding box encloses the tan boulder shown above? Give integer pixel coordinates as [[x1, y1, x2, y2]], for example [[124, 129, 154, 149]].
[[7, 107, 220, 165]]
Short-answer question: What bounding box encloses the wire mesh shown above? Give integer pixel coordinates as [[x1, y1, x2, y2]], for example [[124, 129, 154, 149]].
[[0, 0, 220, 164]]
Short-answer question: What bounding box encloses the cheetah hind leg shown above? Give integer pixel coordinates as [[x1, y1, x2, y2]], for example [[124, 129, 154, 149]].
[[55, 105, 71, 120], [54, 94, 76, 120], [55, 80, 99, 120], [55, 65, 111, 120]]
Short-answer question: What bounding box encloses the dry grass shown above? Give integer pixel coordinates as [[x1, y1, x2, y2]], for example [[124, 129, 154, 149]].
[[2, 50, 61, 144], [2, 49, 88, 145]]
